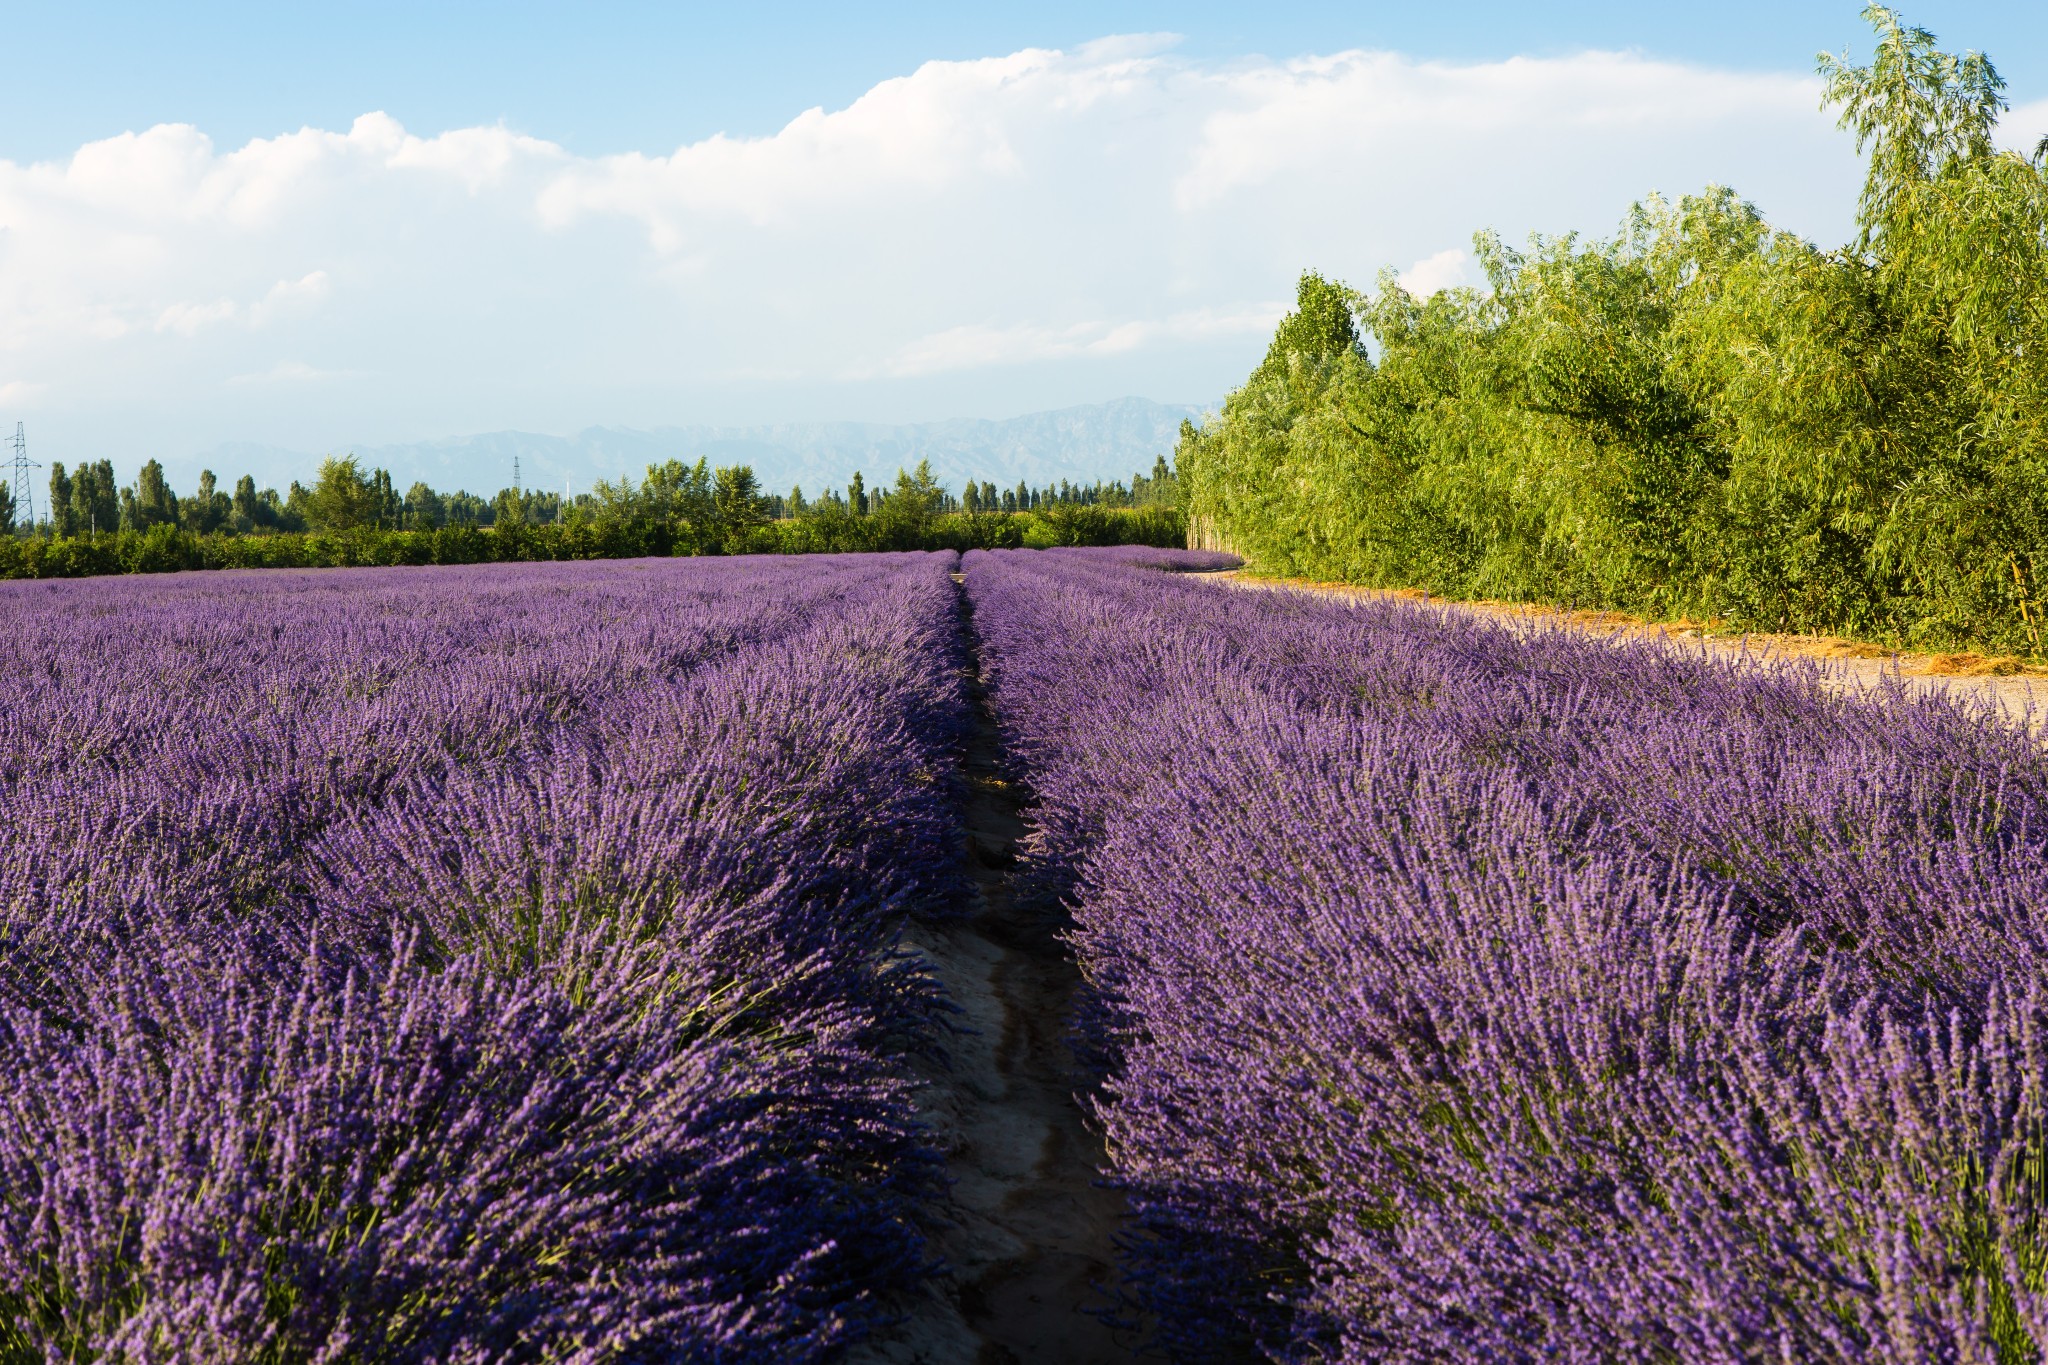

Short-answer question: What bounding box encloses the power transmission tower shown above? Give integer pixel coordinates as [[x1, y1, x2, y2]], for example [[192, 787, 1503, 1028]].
[[4, 424, 35, 528], [512, 454, 521, 494]]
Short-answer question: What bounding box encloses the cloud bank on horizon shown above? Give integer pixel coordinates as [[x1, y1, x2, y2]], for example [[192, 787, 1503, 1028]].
[[4, 33, 2039, 480]]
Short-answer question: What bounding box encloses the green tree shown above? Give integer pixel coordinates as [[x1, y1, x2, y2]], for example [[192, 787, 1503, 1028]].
[[307, 457, 382, 532], [1253, 271, 1360, 391], [1182, 7, 2048, 651], [48, 463, 76, 538], [712, 465, 768, 546], [370, 468, 401, 529], [440, 490, 491, 527], [404, 482, 445, 530], [1132, 456, 1179, 508], [181, 470, 232, 535], [492, 487, 526, 527], [874, 460, 947, 540], [232, 474, 283, 532], [70, 461, 117, 536], [643, 458, 716, 540], [586, 457, 721, 549], [129, 460, 179, 531], [1819, 3, 2005, 248]]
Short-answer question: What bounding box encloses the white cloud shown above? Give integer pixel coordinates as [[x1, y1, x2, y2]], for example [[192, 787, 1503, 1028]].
[[148, 271, 331, 337], [0, 40, 1867, 474], [155, 297, 239, 335], [1998, 98, 2048, 159], [874, 320, 1113, 378], [249, 270, 331, 327], [1171, 51, 1824, 212], [225, 360, 356, 385], [1398, 249, 1474, 297], [865, 304, 1285, 378], [0, 381, 48, 407]]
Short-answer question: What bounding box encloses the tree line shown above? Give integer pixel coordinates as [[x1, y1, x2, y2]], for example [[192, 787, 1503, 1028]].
[[12, 451, 1179, 538], [0, 450, 1185, 579], [31, 457, 571, 539], [1181, 5, 2048, 652]]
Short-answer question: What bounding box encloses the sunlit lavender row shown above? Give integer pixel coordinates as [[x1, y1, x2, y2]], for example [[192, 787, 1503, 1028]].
[[966, 547, 2048, 1363], [0, 554, 968, 1361]]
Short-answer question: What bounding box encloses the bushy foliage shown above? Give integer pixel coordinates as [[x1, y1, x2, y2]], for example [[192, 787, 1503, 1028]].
[[1183, 6, 2048, 650]]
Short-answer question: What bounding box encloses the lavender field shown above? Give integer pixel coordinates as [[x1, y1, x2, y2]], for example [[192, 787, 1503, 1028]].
[[0, 554, 968, 1360], [966, 549, 2048, 1363], [2, 547, 2043, 1362]]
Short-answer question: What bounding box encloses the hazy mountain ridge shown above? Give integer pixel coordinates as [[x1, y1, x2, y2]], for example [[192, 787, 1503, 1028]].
[[184, 398, 1210, 499]]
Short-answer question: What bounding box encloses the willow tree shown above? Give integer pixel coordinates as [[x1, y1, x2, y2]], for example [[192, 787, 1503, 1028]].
[[1183, 5, 2048, 649]]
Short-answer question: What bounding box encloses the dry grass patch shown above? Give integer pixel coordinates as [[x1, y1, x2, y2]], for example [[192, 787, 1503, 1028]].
[[1920, 652, 2037, 677]]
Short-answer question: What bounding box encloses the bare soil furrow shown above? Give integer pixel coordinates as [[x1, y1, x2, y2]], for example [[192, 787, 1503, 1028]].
[[858, 573, 1135, 1365]]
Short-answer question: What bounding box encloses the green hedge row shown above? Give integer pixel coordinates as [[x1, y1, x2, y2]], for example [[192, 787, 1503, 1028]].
[[0, 506, 1187, 581]]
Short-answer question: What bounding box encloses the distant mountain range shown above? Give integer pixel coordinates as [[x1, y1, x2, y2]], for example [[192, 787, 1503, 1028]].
[[190, 397, 1212, 499]]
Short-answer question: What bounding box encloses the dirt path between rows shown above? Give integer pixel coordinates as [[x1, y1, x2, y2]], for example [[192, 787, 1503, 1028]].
[[857, 577, 1136, 1365], [1210, 570, 2048, 726]]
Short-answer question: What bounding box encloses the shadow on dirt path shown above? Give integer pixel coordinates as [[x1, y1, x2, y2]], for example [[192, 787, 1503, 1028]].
[[857, 573, 1137, 1365]]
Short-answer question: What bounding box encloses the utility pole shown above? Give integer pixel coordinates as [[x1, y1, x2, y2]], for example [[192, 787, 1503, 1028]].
[[4, 424, 36, 528]]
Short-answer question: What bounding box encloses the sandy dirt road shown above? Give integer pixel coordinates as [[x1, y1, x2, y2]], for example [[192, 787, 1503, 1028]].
[[1209, 570, 2048, 726]]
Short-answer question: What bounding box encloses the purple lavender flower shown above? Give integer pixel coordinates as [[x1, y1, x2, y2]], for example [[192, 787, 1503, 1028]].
[[965, 546, 2048, 1363], [0, 553, 969, 1360]]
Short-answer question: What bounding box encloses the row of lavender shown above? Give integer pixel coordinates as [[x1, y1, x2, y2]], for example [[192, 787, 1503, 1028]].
[[965, 547, 2048, 1363], [0, 554, 969, 1361]]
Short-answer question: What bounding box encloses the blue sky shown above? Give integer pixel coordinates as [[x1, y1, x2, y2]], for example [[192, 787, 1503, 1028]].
[[7, 3, 2046, 160], [1, 3, 2044, 485]]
